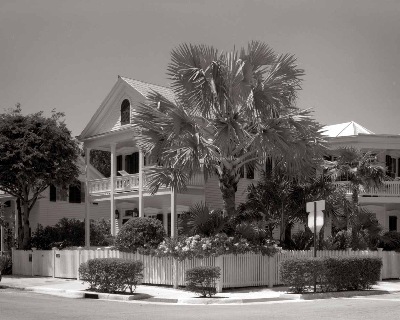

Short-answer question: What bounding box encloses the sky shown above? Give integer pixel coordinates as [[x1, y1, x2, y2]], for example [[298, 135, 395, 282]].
[[1, 0, 399, 137]]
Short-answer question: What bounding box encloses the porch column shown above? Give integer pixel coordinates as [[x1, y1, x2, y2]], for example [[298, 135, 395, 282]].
[[171, 188, 177, 238], [85, 148, 91, 247], [138, 150, 144, 218], [110, 143, 117, 236], [163, 213, 168, 235]]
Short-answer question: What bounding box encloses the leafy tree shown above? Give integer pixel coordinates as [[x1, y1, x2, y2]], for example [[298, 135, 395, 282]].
[[90, 149, 111, 178], [132, 41, 325, 216], [0, 105, 80, 248]]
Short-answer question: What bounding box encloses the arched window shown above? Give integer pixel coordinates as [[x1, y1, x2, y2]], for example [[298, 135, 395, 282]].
[[120, 99, 130, 125]]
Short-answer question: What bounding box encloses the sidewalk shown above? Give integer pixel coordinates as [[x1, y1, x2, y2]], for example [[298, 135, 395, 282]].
[[1, 276, 400, 304]]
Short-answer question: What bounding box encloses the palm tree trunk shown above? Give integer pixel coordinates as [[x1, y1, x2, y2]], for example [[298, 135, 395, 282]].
[[219, 169, 238, 217]]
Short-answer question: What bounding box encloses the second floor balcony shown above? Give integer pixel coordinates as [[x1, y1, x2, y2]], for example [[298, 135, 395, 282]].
[[332, 181, 400, 198], [88, 172, 205, 195]]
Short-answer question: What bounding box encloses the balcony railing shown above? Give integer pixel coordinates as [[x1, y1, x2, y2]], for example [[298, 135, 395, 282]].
[[332, 181, 400, 197], [88, 172, 205, 195]]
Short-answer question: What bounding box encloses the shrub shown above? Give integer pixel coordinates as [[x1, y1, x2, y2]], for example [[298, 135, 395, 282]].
[[115, 217, 165, 253], [79, 258, 143, 293], [280, 258, 326, 293], [0, 255, 12, 281], [185, 266, 221, 297], [280, 256, 382, 293], [30, 218, 114, 249], [323, 256, 382, 291], [378, 231, 400, 251]]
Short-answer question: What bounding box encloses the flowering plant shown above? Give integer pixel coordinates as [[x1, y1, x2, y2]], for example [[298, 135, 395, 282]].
[[151, 233, 280, 260]]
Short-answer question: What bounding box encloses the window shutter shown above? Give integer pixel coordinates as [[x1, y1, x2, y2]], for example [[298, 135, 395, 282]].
[[80, 182, 85, 203], [50, 185, 57, 202], [68, 182, 81, 203]]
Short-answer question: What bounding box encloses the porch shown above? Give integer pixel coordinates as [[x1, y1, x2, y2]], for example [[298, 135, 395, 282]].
[[332, 181, 400, 198]]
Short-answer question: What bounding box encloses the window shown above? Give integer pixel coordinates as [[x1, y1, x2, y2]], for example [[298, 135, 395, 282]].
[[117, 155, 123, 176], [120, 99, 131, 125], [389, 216, 398, 232], [246, 165, 254, 179]]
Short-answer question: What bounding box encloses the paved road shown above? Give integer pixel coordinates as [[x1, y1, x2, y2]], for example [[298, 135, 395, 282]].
[[1, 288, 400, 320]]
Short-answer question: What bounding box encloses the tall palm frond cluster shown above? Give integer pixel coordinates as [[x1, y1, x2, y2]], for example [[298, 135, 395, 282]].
[[132, 41, 326, 216]]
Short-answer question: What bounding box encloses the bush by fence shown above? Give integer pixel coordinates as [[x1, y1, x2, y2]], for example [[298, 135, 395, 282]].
[[0, 255, 12, 281], [30, 218, 114, 249], [280, 256, 382, 293], [78, 258, 143, 293], [185, 266, 221, 297], [115, 217, 165, 253]]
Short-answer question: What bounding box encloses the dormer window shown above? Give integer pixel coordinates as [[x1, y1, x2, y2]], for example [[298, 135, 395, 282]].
[[121, 99, 131, 125]]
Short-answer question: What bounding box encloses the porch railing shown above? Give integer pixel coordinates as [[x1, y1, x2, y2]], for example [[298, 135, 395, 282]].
[[332, 181, 400, 197], [88, 172, 205, 195]]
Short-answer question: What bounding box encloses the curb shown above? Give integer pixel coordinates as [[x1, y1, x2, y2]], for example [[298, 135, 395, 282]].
[[280, 289, 393, 300]]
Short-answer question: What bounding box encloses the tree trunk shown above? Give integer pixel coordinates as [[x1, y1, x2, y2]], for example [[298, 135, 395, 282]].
[[219, 169, 238, 217], [16, 199, 23, 248], [21, 201, 30, 249]]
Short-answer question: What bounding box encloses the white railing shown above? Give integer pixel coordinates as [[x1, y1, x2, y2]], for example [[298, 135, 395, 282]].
[[12, 248, 400, 288], [88, 172, 205, 195], [332, 181, 400, 197]]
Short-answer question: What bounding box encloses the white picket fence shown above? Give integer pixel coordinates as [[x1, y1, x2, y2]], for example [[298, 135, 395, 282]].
[[11, 248, 400, 290]]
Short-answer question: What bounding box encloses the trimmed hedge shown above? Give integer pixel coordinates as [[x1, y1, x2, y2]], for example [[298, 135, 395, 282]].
[[79, 258, 143, 293], [185, 266, 221, 297], [115, 217, 165, 253], [0, 255, 13, 282], [280, 256, 382, 293]]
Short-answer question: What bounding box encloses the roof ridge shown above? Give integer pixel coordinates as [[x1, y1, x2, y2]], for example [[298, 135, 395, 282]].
[[119, 75, 171, 90]]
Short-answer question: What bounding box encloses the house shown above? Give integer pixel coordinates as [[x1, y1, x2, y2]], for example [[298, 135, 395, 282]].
[[322, 121, 400, 232], [77, 76, 258, 243], [0, 158, 110, 252]]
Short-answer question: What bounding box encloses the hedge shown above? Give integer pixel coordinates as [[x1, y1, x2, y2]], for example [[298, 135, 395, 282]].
[[280, 256, 382, 293], [185, 266, 221, 297], [79, 258, 143, 293]]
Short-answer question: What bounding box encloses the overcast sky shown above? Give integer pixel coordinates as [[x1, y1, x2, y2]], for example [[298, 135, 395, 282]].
[[1, 0, 399, 136]]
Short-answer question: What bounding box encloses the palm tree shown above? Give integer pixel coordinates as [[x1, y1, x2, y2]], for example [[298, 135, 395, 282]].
[[132, 41, 325, 216], [324, 147, 387, 228]]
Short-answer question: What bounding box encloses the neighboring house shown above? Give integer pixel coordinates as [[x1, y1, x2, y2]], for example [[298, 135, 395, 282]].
[[0, 158, 110, 250], [322, 121, 400, 232], [78, 76, 259, 238]]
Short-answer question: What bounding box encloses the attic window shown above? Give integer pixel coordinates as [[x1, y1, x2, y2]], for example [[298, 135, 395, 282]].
[[121, 99, 131, 125]]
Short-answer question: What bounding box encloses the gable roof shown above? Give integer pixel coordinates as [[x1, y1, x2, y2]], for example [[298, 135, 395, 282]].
[[79, 76, 176, 140], [321, 121, 374, 137], [119, 76, 175, 102]]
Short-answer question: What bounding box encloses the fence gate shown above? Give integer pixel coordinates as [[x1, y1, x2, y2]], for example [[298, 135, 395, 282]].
[[54, 250, 78, 278]]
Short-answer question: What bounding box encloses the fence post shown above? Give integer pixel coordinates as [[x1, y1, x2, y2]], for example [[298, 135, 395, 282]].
[[215, 255, 224, 293], [52, 247, 57, 278], [76, 247, 82, 281], [104, 247, 110, 259], [268, 255, 275, 288], [173, 258, 179, 289], [31, 247, 36, 277]]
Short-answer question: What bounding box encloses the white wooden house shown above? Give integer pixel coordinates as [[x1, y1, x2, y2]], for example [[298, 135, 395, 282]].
[[322, 121, 400, 232], [78, 76, 258, 245]]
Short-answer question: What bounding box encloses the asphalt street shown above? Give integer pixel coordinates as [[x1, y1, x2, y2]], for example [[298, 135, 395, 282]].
[[1, 288, 400, 320]]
